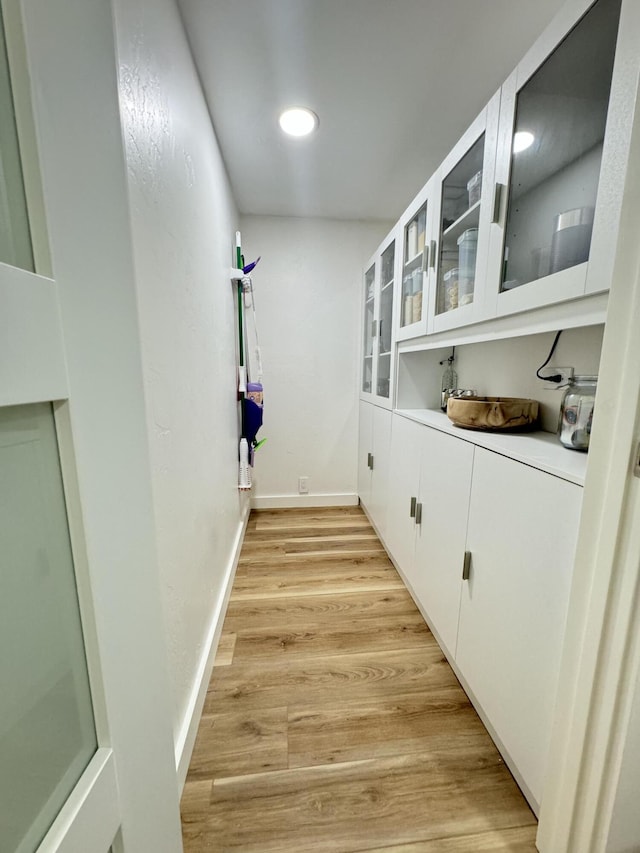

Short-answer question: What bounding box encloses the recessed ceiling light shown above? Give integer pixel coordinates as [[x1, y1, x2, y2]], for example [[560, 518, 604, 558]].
[[278, 107, 318, 137], [513, 130, 535, 153]]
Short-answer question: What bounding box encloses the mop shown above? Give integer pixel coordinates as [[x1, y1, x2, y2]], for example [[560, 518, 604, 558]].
[[232, 231, 264, 490]]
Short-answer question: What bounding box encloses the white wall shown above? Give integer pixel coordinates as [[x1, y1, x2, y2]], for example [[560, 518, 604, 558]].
[[21, 0, 184, 846], [112, 0, 247, 764], [239, 215, 390, 506]]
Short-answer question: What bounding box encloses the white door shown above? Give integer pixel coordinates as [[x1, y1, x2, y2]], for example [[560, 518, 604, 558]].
[[385, 414, 421, 580], [368, 406, 393, 538], [456, 449, 582, 812], [1, 1, 182, 851], [413, 428, 473, 658]]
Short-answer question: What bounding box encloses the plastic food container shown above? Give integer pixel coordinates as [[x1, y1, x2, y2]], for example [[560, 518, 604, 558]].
[[457, 228, 478, 305], [443, 268, 459, 312], [467, 170, 483, 207]]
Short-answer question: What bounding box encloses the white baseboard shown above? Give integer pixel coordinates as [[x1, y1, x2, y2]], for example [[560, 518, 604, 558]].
[[174, 501, 250, 791], [251, 493, 358, 509]]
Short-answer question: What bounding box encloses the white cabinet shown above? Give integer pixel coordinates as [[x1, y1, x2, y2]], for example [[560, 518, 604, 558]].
[[396, 177, 435, 342], [357, 400, 374, 507], [385, 414, 422, 575], [391, 0, 625, 344], [413, 428, 474, 657], [358, 401, 392, 538], [456, 448, 582, 811], [386, 415, 474, 658], [360, 227, 398, 407], [382, 415, 583, 815], [427, 92, 501, 335], [486, 0, 622, 321]]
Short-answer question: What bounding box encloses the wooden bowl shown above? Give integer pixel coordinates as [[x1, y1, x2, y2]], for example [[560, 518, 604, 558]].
[[446, 396, 539, 431]]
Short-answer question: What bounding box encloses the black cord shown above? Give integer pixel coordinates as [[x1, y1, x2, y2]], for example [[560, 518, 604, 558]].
[[439, 346, 455, 367], [536, 330, 563, 382]]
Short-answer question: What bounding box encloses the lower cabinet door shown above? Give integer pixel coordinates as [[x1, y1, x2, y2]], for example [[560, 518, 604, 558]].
[[413, 429, 474, 658], [368, 406, 392, 537], [357, 400, 373, 509], [456, 448, 583, 811], [384, 415, 423, 579]]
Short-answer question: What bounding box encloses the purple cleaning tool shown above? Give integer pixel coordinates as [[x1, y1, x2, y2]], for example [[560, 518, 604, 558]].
[[242, 256, 261, 274]]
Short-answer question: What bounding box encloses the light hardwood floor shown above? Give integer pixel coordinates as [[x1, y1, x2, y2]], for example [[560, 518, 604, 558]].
[[181, 506, 537, 852]]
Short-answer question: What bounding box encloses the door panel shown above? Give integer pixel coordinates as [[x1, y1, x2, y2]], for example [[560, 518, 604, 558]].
[[413, 429, 473, 657], [369, 406, 392, 537], [457, 448, 582, 808], [358, 400, 373, 508], [0, 404, 101, 851], [385, 415, 422, 579]]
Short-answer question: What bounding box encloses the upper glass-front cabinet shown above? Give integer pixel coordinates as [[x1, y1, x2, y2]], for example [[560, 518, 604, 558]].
[[361, 262, 375, 395], [488, 0, 621, 317], [427, 91, 501, 335], [377, 240, 395, 399], [397, 179, 435, 341], [436, 135, 484, 317], [361, 228, 398, 407], [400, 202, 426, 329]]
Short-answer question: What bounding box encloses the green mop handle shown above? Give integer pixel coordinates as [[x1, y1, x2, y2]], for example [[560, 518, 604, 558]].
[[236, 231, 244, 370]]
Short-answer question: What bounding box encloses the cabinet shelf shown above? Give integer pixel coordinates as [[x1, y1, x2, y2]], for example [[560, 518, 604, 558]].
[[381, 278, 394, 291], [442, 200, 481, 244], [404, 250, 424, 270]]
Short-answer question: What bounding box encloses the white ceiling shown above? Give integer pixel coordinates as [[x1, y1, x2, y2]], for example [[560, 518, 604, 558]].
[[177, 0, 564, 222]]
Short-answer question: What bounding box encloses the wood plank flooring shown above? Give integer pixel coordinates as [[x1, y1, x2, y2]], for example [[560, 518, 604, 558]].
[[181, 506, 538, 852]]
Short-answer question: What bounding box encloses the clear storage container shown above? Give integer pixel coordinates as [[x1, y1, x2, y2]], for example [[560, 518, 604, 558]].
[[443, 267, 459, 312], [457, 228, 478, 305], [467, 170, 483, 207]]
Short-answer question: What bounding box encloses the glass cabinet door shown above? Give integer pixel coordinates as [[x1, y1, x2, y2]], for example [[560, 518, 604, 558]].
[[400, 202, 427, 330], [499, 0, 620, 293], [362, 263, 375, 393], [436, 136, 485, 316], [376, 240, 395, 399]]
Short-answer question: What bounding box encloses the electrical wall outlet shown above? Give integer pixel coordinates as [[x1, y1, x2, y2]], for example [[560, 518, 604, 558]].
[[298, 476, 309, 494], [537, 366, 574, 388]]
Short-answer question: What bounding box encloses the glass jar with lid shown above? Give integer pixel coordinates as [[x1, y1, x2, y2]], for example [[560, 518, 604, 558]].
[[558, 375, 597, 451]]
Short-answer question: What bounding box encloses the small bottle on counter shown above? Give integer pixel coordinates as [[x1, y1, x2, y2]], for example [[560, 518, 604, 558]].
[[558, 375, 597, 451], [440, 353, 458, 411]]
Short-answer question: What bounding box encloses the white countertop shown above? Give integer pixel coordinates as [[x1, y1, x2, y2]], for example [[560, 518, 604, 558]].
[[396, 409, 589, 486]]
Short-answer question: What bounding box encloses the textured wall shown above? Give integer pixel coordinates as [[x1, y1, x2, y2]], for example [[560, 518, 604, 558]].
[[113, 0, 245, 741], [240, 215, 389, 504]]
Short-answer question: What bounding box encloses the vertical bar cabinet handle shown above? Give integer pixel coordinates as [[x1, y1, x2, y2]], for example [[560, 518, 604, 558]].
[[429, 240, 437, 270], [492, 183, 505, 224], [409, 496, 417, 518], [415, 502, 423, 525], [370, 454, 374, 471], [462, 551, 472, 580]]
